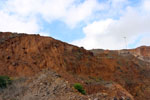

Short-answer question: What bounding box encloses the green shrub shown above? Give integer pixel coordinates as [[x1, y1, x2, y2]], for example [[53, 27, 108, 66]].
[[0, 76, 12, 88], [74, 83, 86, 95]]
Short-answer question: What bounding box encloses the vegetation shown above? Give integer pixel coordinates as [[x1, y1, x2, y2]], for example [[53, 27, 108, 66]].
[[0, 76, 12, 88], [74, 83, 86, 95]]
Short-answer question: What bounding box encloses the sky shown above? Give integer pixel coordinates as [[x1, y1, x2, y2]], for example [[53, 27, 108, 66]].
[[0, 0, 150, 50]]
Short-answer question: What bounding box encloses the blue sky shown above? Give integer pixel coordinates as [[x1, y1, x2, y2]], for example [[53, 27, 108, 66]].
[[41, 20, 85, 42], [0, 0, 150, 49]]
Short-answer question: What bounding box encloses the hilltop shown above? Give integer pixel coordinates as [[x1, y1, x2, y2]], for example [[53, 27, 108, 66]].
[[0, 32, 150, 100]]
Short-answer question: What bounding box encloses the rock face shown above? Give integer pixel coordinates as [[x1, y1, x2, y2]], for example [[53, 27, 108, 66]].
[[129, 46, 150, 62], [0, 32, 150, 100], [133, 46, 150, 57]]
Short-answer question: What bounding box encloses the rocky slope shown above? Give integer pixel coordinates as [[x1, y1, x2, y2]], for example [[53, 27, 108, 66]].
[[0, 69, 133, 100], [0, 32, 150, 100]]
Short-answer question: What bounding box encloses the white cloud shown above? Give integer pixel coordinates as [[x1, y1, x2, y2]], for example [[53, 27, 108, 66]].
[[0, 11, 39, 34], [3, 0, 104, 28], [83, 19, 114, 36], [137, 36, 150, 47], [143, 0, 150, 11], [38, 32, 51, 36], [110, 0, 129, 7], [64, 0, 105, 28], [72, 7, 150, 50], [38, 0, 74, 21], [0, 0, 106, 35]]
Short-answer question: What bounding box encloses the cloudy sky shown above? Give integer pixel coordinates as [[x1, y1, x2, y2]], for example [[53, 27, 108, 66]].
[[0, 0, 150, 50]]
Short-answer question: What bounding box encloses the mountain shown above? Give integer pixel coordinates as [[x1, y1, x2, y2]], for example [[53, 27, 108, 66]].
[[0, 32, 150, 100]]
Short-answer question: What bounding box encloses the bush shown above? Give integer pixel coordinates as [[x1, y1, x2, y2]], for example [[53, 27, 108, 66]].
[[74, 83, 86, 95], [0, 76, 12, 88]]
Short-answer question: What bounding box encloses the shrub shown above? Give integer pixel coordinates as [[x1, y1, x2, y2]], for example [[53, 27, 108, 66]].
[[0, 76, 12, 88], [74, 83, 86, 95]]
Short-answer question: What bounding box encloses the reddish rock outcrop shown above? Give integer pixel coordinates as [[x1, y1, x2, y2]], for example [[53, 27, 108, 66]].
[[129, 46, 150, 62], [0, 32, 150, 100]]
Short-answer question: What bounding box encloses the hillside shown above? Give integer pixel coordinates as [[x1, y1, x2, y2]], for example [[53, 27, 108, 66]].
[[0, 32, 150, 100]]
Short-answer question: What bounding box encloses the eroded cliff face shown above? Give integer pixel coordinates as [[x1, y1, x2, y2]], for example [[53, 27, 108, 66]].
[[133, 46, 150, 57], [129, 46, 150, 62], [0, 32, 150, 100]]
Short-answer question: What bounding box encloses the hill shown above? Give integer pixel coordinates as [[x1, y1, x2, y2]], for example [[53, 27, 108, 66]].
[[0, 32, 150, 100]]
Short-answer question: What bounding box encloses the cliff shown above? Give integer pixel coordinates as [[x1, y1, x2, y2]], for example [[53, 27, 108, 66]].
[[0, 32, 150, 100]]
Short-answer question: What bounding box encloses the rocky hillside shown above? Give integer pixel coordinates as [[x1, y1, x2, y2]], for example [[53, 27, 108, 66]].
[[0, 32, 150, 100], [0, 69, 133, 100], [129, 46, 150, 62]]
